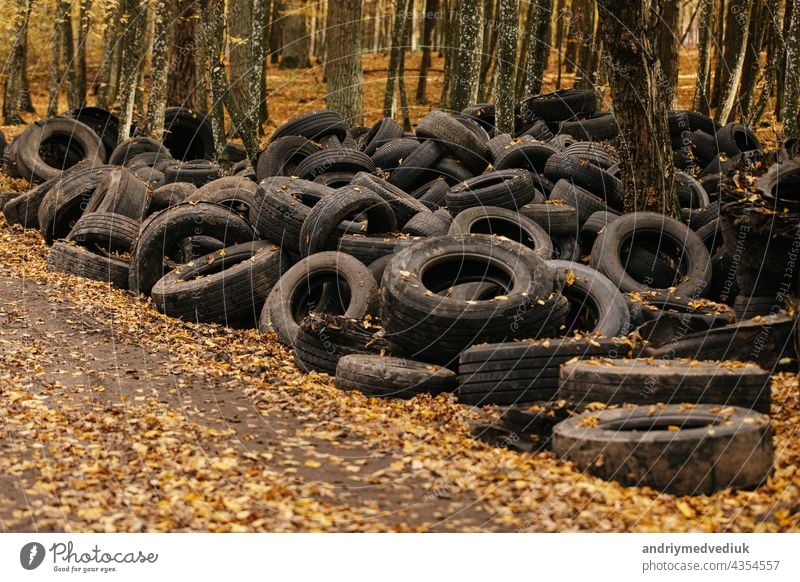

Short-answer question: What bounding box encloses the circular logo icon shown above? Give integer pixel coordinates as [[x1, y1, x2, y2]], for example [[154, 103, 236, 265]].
[[20, 542, 46, 570]]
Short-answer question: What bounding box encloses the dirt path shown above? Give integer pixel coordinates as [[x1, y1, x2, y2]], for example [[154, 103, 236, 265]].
[[0, 219, 799, 532]]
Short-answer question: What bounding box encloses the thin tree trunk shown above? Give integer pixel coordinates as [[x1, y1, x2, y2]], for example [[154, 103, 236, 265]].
[[693, 0, 714, 113], [230, 0, 255, 112], [710, 0, 726, 107], [748, 0, 786, 125], [118, 0, 148, 143], [60, 0, 81, 110], [575, 0, 597, 90], [524, 0, 552, 96], [656, 0, 679, 106], [385, 0, 409, 117], [140, 0, 172, 139], [478, 0, 497, 102], [167, 0, 199, 110], [398, 0, 413, 130], [3, 0, 32, 124], [269, 1, 284, 64], [255, 0, 271, 133], [596, 0, 679, 216], [95, 1, 120, 109], [739, 0, 767, 120], [76, 0, 92, 108], [416, 0, 438, 103], [446, 0, 484, 111], [200, 0, 228, 160], [495, 0, 517, 134], [781, 0, 800, 136], [326, 0, 365, 126], [716, 0, 754, 123], [281, 1, 311, 69], [48, 1, 69, 116]]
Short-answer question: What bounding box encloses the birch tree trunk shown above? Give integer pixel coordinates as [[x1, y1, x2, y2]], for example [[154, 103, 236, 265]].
[[495, 0, 518, 134], [139, 0, 172, 139], [596, 0, 679, 216], [693, 0, 713, 113], [446, 0, 483, 111], [118, 0, 148, 143], [326, 0, 364, 127], [523, 0, 552, 96], [781, 0, 800, 136], [716, 0, 754, 124]]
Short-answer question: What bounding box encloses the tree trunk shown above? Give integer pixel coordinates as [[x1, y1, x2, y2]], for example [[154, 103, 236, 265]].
[[3, 0, 32, 124], [738, 0, 765, 119], [524, 0, 552, 96], [118, 0, 148, 143], [139, 0, 173, 139], [167, 0, 199, 110], [76, 0, 92, 108], [445, 0, 484, 111], [269, 1, 285, 64], [693, 0, 714, 113], [200, 0, 228, 160], [710, 0, 726, 107], [478, 0, 498, 102], [385, 0, 409, 117], [716, 0, 754, 123], [398, 0, 413, 130], [781, 0, 800, 137], [95, 1, 120, 109], [230, 0, 255, 113], [416, 0, 438, 103], [656, 0, 679, 106], [48, 1, 69, 116], [255, 0, 271, 131], [596, 0, 679, 216], [59, 1, 81, 110], [326, 0, 365, 127], [575, 0, 597, 90], [747, 0, 786, 125], [281, 2, 311, 69], [495, 0, 518, 134]]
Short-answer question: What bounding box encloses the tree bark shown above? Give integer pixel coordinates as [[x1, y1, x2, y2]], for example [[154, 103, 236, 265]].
[[416, 0, 439, 103], [385, 0, 409, 117], [781, 0, 800, 136], [655, 0, 679, 106], [523, 0, 552, 96], [716, 0, 754, 123], [398, 0, 413, 130], [118, 0, 148, 143], [495, 0, 518, 134], [139, 0, 172, 139], [326, 0, 365, 127], [281, 2, 311, 69], [445, 0, 484, 111], [747, 0, 786, 124], [3, 0, 33, 124], [167, 0, 199, 110], [596, 0, 679, 217], [693, 0, 714, 113], [95, 1, 120, 109]]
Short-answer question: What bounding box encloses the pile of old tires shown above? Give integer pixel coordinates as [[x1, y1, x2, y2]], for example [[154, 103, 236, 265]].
[[2, 91, 794, 496]]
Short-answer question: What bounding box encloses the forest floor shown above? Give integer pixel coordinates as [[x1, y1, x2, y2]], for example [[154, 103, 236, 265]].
[[0, 52, 798, 532]]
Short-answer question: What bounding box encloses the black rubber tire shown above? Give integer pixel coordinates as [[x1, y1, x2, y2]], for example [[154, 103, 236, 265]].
[[456, 336, 626, 405], [415, 110, 490, 174], [515, 119, 554, 141], [556, 112, 619, 141], [359, 118, 405, 157], [269, 110, 347, 144], [38, 164, 116, 244], [461, 103, 496, 134], [371, 138, 419, 171], [335, 355, 457, 398], [519, 89, 596, 122], [151, 241, 285, 325], [63, 106, 120, 156], [548, 260, 630, 337], [490, 135, 557, 173], [129, 202, 256, 295], [123, 150, 175, 171], [299, 186, 397, 256], [675, 170, 710, 211], [563, 141, 618, 170], [683, 200, 720, 231], [336, 233, 420, 265], [445, 170, 536, 214], [67, 212, 139, 254], [380, 234, 556, 365], [46, 241, 130, 288], [256, 177, 336, 253], [12, 118, 106, 183], [261, 251, 378, 346], [449, 206, 553, 259], [412, 178, 449, 210], [689, 130, 720, 166], [256, 136, 320, 180], [733, 295, 780, 321], [549, 134, 577, 151], [83, 166, 150, 220], [543, 152, 624, 210], [109, 137, 171, 166], [549, 178, 618, 226], [624, 247, 679, 289], [312, 171, 356, 188], [715, 122, 762, 155], [1, 176, 60, 229], [551, 235, 580, 261], [186, 186, 265, 238], [148, 182, 196, 213], [518, 202, 579, 237], [159, 107, 215, 160], [579, 210, 619, 251], [387, 139, 446, 191], [162, 160, 221, 186], [367, 253, 396, 283], [552, 404, 773, 495], [293, 148, 376, 181], [351, 172, 430, 226], [590, 211, 711, 297], [402, 209, 452, 236]]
